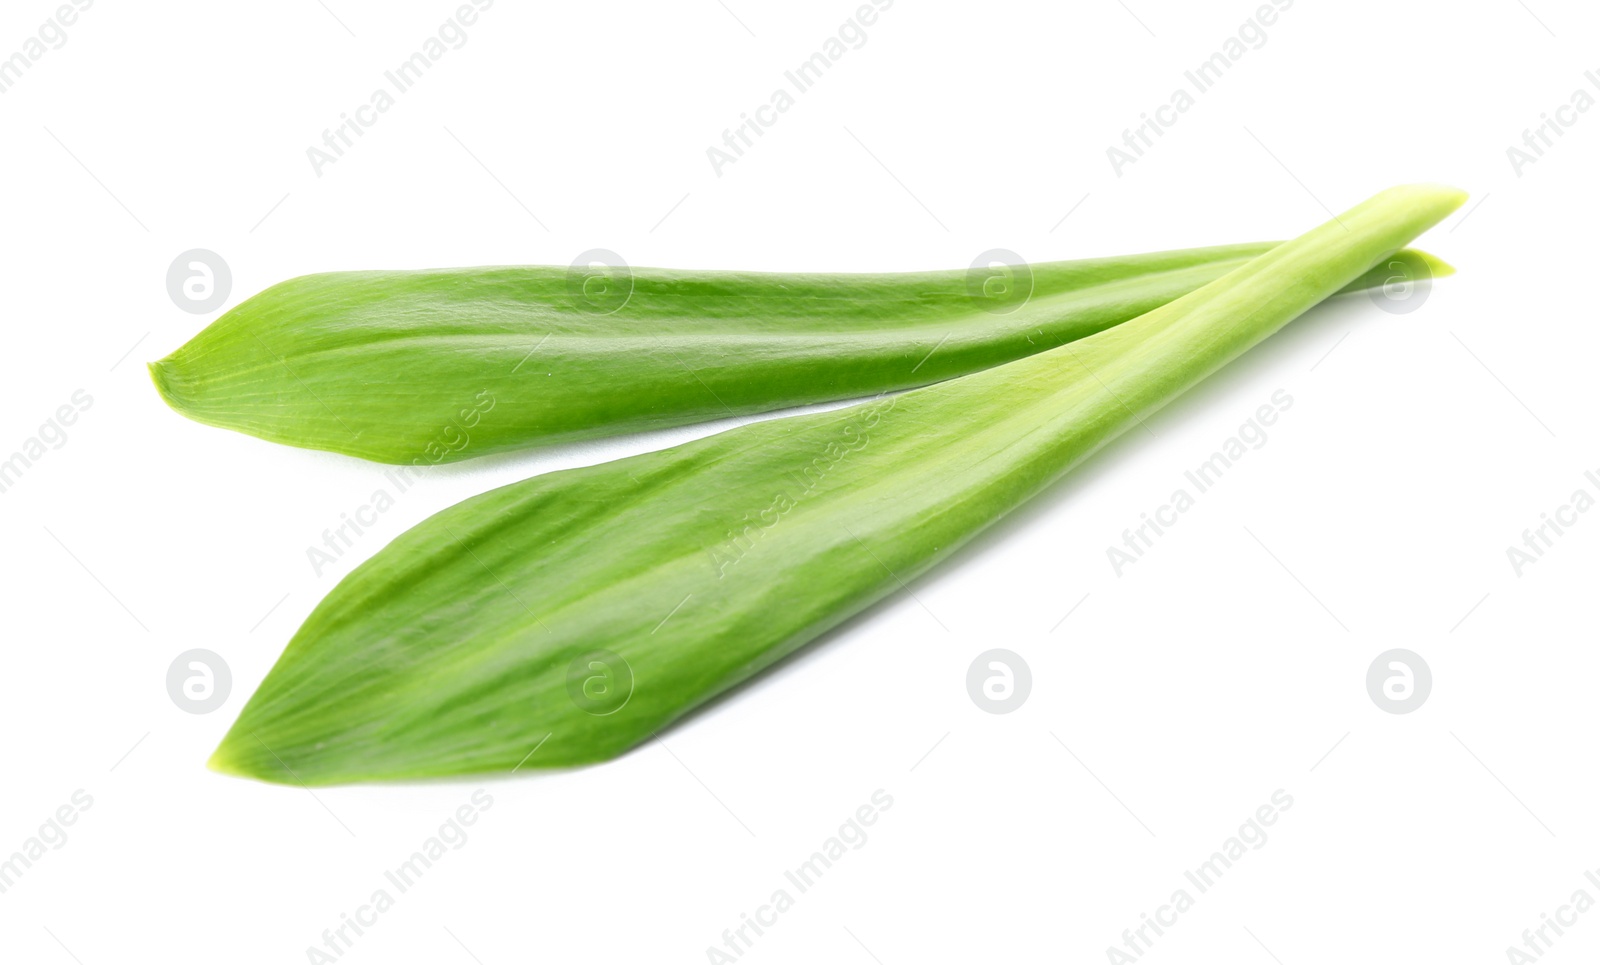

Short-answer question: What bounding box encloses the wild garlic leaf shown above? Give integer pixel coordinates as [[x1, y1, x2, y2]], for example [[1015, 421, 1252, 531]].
[[152, 244, 1444, 464], [211, 186, 1464, 785]]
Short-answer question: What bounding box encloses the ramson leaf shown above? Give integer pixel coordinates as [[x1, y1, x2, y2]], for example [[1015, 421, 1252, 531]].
[[211, 186, 1465, 784], [152, 244, 1446, 464]]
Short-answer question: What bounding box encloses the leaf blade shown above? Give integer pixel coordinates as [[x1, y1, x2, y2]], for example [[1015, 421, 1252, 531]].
[[213, 187, 1465, 784], [155, 244, 1440, 463]]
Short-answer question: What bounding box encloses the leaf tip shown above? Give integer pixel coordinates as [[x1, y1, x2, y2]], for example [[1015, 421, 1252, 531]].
[[206, 732, 288, 784], [1390, 182, 1469, 211], [148, 357, 189, 414], [1419, 250, 1457, 279], [206, 741, 250, 779]]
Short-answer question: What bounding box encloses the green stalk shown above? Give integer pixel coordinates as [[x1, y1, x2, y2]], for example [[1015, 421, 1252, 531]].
[[151, 244, 1444, 464], [211, 186, 1464, 785]]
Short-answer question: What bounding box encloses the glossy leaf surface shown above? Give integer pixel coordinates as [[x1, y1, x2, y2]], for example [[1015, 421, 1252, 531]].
[[153, 245, 1443, 464], [211, 187, 1464, 784]]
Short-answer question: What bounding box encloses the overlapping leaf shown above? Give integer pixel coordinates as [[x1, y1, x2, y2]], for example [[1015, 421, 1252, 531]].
[[210, 185, 1465, 785], [152, 244, 1442, 463]]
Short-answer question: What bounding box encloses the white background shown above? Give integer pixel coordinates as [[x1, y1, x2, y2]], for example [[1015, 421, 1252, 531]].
[[1, 0, 1595, 962]]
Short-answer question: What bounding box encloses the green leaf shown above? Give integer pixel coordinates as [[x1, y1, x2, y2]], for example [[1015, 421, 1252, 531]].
[[151, 243, 1446, 464], [211, 186, 1465, 785]]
